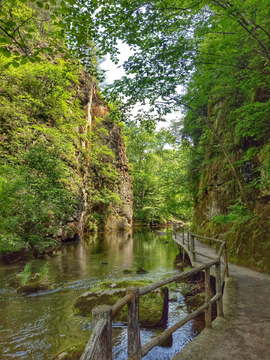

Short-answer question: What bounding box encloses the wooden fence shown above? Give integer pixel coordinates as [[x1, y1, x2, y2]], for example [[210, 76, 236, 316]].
[[80, 223, 230, 360]]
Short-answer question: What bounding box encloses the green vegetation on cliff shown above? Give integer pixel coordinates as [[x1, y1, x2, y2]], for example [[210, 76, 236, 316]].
[[0, 4, 124, 253]]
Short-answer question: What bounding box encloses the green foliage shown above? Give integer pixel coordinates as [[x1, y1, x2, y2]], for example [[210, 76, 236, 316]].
[[0, 55, 86, 253], [125, 124, 193, 223], [0, 145, 76, 251], [39, 262, 49, 281], [20, 262, 32, 285], [0, 0, 106, 78], [0, 0, 66, 66], [167, 228, 173, 241], [212, 204, 252, 224], [0, 49, 124, 244]]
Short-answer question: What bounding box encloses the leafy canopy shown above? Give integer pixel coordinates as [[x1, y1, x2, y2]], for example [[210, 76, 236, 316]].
[[125, 123, 193, 223]]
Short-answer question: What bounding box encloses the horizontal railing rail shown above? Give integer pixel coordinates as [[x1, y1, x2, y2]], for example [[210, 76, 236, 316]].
[[80, 222, 230, 360], [173, 222, 229, 280]]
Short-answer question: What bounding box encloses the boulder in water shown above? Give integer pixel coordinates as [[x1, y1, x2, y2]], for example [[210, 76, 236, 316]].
[[54, 342, 86, 360], [73, 280, 168, 327], [185, 292, 205, 310], [8, 273, 53, 294], [136, 267, 148, 274], [122, 269, 133, 274]]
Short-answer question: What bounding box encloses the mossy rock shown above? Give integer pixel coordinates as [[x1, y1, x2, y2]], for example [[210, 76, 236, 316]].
[[73, 280, 168, 327], [169, 294, 178, 302], [185, 292, 205, 310], [136, 267, 148, 274], [17, 274, 53, 294], [55, 342, 86, 360], [8, 273, 53, 294], [180, 288, 194, 298], [122, 269, 133, 274], [7, 275, 22, 288]]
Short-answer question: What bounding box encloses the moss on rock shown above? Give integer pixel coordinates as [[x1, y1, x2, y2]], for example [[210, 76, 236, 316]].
[[7, 275, 22, 288], [8, 273, 53, 294], [136, 267, 148, 274], [185, 292, 205, 310], [122, 269, 133, 274], [17, 278, 53, 294], [180, 288, 194, 298], [55, 342, 86, 360], [73, 280, 168, 327]]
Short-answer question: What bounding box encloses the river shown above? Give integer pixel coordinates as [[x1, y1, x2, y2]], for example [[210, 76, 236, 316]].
[[0, 228, 203, 359]]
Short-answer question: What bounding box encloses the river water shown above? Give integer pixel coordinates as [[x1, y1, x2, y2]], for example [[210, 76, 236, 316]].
[[0, 228, 202, 359]]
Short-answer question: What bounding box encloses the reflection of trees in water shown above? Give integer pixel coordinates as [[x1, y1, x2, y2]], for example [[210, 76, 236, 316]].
[[50, 230, 179, 282], [0, 230, 195, 360], [132, 231, 180, 270], [53, 231, 134, 279], [103, 231, 133, 268], [53, 240, 89, 279]]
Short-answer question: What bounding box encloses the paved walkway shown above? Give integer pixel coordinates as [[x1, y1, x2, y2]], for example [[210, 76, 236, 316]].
[[172, 234, 270, 360]]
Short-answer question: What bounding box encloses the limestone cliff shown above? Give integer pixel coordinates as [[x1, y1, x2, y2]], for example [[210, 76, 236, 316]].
[[72, 72, 133, 236], [0, 58, 133, 263], [190, 99, 270, 273]]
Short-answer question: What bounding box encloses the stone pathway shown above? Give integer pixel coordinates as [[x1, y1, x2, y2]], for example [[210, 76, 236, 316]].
[[172, 234, 270, 360]]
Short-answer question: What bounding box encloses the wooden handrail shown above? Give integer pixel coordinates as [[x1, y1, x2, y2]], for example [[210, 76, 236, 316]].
[[80, 223, 230, 360], [173, 222, 229, 278], [139, 260, 218, 296], [218, 241, 226, 258], [112, 293, 132, 317], [192, 234, 223, 243], [141, 302, 209, 357], [80, 317, 108, 360]]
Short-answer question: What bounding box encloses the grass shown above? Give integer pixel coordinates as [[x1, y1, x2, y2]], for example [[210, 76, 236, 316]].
[[20, 263, 32, 285], [39, 262, 49, 281]]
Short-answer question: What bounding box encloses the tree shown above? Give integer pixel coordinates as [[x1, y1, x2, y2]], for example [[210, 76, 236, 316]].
[[0, 146, 76, 252], [125, 124, 193, 223], [100, 0, 270, 208]]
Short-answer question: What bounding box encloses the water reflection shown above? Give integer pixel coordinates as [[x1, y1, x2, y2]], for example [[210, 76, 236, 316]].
[[0, 229, 199, 359]]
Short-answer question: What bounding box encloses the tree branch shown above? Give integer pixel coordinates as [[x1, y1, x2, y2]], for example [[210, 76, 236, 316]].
[[212, 0, 270, 62]]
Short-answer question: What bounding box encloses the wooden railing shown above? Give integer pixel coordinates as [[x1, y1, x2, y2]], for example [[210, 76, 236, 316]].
[[80, 223, 230, 360], [173, 222, 229, 281]]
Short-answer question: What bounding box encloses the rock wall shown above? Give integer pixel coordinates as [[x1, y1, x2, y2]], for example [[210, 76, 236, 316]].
[[73, 72, 133, 236], [191, 100, 270, 272], [104, 123, 133, 231]]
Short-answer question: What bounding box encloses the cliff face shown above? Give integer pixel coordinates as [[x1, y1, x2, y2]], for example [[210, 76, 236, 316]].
[[72, 72, 133, 237], [103, 123, 133, 231], [0, 61, 133, 261], [191, 100, 270, 273]]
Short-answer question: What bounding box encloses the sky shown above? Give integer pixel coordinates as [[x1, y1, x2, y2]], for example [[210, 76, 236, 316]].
[[100, 42, 182, 131]]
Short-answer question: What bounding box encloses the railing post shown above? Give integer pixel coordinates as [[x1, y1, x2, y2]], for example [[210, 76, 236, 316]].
[[187, 230, 190, 251], [127, 287, 141, 360], [190, 234, 196, 262], [215, 261, 224, 317], [182, 248, 185, 268], [205, 267, 212, 328], [80, 305, 112, 360], [223, 242, 229, 277], [182, 227, 185, 244]]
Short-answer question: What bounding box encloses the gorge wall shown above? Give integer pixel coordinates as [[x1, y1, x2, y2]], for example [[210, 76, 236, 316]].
[[67, 72, 133, 238], [190, 98, 270, 273], [0, 60, 133, 258]]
